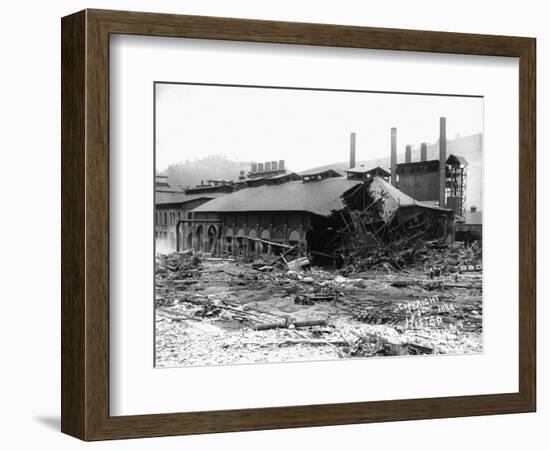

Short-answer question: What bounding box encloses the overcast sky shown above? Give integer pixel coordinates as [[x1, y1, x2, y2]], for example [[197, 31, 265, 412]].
[[155, 83, 483, 173]]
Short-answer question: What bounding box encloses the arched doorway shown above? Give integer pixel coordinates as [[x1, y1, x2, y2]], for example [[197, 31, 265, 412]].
[[207, 225, 217, 255], [288, 230, 300, 245], [248, 229, 258, 255], [186, 232, 193, 250], [236, 228, 246, 256], [272, 229, 285, 255], [288, 230, 301, 256], [195, 225, 204, 251], [225, 228, 233, 255], [260, 229, 270, 255]]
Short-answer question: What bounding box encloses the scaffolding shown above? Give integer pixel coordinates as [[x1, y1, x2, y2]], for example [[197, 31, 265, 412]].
[[445, 155, 468, 217]]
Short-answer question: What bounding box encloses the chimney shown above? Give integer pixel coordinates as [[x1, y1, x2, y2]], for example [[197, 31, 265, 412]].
[[349, 132, 356, 169], [279, 160, 285, 170], [251, 162, 257, 173], [271, 160, 278, 171], [390, 128, 397, 187], [405, 145, 412, 163], [265, 161, 271, 172], [420, 142, 427, 161], [439, 117, 447, 207], [258, 162, 264, 172]]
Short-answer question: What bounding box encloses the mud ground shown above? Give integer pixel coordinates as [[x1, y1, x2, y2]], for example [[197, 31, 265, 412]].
[[155, 259, 482, 368]]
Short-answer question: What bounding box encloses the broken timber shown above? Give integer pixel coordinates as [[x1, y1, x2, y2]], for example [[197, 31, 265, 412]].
[[240, 235, 295, 249], [254, 319, 327, 331]]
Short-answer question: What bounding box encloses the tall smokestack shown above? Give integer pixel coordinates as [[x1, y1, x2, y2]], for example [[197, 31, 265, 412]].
[[420, 143, 427, 161], [405, 145, 412, 163], [390, 128, 397, 186], [439, 117, 447, 207], [349, 132, 356, 169]]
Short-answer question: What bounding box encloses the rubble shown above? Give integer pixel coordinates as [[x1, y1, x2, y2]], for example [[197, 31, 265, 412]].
[[339, 236, 482, 276], [155, 243, 483, 367]]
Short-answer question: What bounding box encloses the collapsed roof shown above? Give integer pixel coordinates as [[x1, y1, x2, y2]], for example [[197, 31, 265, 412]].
[[368, 177, 452, 223]]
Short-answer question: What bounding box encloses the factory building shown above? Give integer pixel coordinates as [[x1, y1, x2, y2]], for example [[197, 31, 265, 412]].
[[390, 117, 469, 218], [155, 176, 229, 250], [155, 160, 295, 251], [158, 117, 480, 257], [181, 170, 355, 258]]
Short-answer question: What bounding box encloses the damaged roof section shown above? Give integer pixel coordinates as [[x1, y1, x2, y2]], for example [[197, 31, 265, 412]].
[[329, 176, 456, 258], [368, 177, 452, 223]]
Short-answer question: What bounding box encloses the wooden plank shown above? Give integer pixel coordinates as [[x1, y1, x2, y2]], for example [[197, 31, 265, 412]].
[[61, 10, 86, 440]]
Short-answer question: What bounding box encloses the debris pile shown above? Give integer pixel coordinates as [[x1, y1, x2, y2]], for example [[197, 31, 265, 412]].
[[315, 176, 466, 273], [340, 236, 481, 275], [155, 251, 203, 307], [155, 249, 483, 367]]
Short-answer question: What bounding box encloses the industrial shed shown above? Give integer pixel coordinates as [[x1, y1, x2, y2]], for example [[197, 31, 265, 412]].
[[183, 176, 363, 258], [179, 174, 452, 263]]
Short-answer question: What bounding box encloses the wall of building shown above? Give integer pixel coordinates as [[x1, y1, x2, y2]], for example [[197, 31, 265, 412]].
[[155, 199, 211, 252], [398, 168, 440, 203], [187, 211, 311, 257]]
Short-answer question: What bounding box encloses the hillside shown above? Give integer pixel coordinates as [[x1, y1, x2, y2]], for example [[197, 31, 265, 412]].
[[160, 155, 251, 188]]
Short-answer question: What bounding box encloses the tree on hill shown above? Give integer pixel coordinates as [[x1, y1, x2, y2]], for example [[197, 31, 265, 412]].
[[159, 155, 251, 188]]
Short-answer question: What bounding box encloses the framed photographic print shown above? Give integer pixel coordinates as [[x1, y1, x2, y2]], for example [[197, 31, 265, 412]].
[[61, 9, 536, 440]]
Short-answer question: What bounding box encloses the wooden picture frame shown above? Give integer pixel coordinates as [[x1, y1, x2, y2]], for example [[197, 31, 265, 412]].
[[61, 9, 536, 441]]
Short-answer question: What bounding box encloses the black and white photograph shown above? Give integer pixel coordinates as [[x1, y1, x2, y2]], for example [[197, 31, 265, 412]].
[[1, 0, 543, 445], [154, 82, 483, 368]]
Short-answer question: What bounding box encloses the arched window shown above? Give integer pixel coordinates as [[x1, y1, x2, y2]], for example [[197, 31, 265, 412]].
[[248, 229, 257, 253], [207, 225, 217, 253], [225, 227, 234, 254], [260, 229, 270, 254], [196, 225, 204, 251], [272, 229, 285, 255], [273, 229, 284, 241], [288, 230, 300, 243], [288, 230, 301, 255]]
